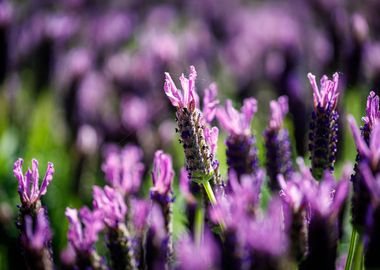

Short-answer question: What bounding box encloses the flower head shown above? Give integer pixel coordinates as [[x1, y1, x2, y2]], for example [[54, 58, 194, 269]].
[[348, 115, 380, 168], [92, 185, 127, 228], [268, 95, 288, 130], [65, 207, 104, 253], [164, 65, 198, 110], [22, 209, 51, 251], [362, 91, 380, 129], [217, 98, 257, 136], [13, 159, 54, 207], [176, 230, 220, 270], [102, 145, 144, 196], [202, 83, 219, 123], [150, 150, 174, 198], [307, 72, 340, 110], [130, 198, 150, 232]]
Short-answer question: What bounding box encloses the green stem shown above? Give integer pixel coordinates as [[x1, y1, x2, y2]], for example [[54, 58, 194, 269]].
[[345, 228, 358, 270], [202, 181, 217, 206], [194, 206, 204, 246], [352, 234, 364, 270]]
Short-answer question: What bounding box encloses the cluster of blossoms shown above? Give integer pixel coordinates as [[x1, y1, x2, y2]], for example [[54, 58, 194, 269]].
[[11, 66, 380, 270]]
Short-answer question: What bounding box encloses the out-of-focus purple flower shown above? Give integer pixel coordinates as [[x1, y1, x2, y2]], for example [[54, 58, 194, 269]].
[[362, 91, 380, 131], [264, 96, 293, 191], [307, 72, 339, 110], [164, 65, 197, 110], [179, 168, 196, 205], [202, 83, 219, 124], [150, 150, 174, 199], [130, 198, 150, 233], [348, 115, 380, 167], [92, 185, 127, 228], [102, 144, 144, 196], [204, 126, 219, 160], [308, 72, 340, 180], [60, 245, 76, 267], [65, 207, 104, 253], [0, 1, 13, 26], [121, 96, 150, 131], [13, 159, 54, 208], [76, 124, 100, 155], [216, 98, 257, 136], [268, 96, 288, 131], [23, 209, 51, 251], [279, 174, 305, 213], [360, 162, 380, 202], [176, 230, 220, 270]]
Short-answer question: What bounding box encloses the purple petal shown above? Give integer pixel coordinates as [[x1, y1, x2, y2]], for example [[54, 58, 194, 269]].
[[38, 162, 54, 198], [348, 115, 371, 159]]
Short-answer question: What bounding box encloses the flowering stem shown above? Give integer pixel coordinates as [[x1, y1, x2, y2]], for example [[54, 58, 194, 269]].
[[194, 206, 204, 246], [352, 234, 364, 270], [202, 182, 217, 206], [345, 228, 358, 270]]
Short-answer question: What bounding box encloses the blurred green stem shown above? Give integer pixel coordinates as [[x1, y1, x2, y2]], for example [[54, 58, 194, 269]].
[[352, 234, 364, 270], [202, 182, 217, 206], [345, 228, 358, 270], [194, 206, 204, 246]]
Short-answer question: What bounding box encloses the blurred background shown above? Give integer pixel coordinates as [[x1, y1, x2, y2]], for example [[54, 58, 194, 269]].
[[0, 0, 379, 268]]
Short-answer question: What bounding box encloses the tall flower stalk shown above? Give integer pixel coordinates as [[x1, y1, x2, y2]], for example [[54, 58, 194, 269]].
[[150, 150, 175, 266], [307, 72, 340, 180], [216, 98, 259, 182], [164, 66, 222, 204], [264, 96, 293, 191], [13, 158, 55, 270]]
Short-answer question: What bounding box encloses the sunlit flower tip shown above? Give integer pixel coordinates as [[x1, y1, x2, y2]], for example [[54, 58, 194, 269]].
[[101, 144, 144, 195], [65, 207, 104, 252], [307, 72, 339, 110], [268, 95, 289, 130], [176, 231, 219, 270], [203, 82, 219, 123], [164, 65, 198, 110], [362, 91, 380, 128], [151, 150, 174, 198], [278, 175, 304, 211], [13, 158, 55, 206], [216, 98, 257, 136], [348, 115, 380, 164], [92, 185, 127, 228], [204, 126, 219, 158], [23, 209, 51, 250]]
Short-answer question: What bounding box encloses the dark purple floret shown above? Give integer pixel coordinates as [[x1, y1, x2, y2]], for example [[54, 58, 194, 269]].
[[264, 96, 293, 191], [307, 73, 340, 180]]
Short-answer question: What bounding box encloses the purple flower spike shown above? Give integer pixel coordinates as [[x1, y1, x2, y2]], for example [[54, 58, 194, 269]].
[[151, 150, 174, 199], [217, 98, 257, 136], [268, 95, 289, 130], [23, 209, 51, 251], [176, 231, 220, 270], [65, 207, 104, 253], [348, 115, 380, 166], [92, 185, 127, 228], [362, 91, 380, 129], [164, 65, 197, 110], [13, 158, 54, 208], [307, 72, 340, 110], [308, 72, 340, 180], [203, 82, 219, 123], [102, 144, 144, 196]]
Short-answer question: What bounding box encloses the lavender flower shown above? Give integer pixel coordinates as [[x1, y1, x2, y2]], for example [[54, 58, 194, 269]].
[[348, 115, 380, 231], [358, 162, 380, 269], [246, 198, 290, 270], [216, 98, 259, 181], [21, 209, 53, 270], [264, 96, 293, 191], [164, 66, 222, 195], [308, 72, 340, 179], [65, 207, 106, 269], [202, 82, 219, 124], [150, 150, 174, 266], [13, 159, 54, 211], [301, 170, 349, 270], [176, 230, 220, 270], [102, 144, 144, 196]]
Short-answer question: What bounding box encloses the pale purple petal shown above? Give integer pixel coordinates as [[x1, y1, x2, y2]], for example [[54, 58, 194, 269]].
[[151, 150, 174, 196], [362, 91, 380, 128], [268, 96, 288, 130], [38, 162, 54, 198], [204, 126, 219, 157], [348, 115, 371, 159], [202, 82, 219, 123]]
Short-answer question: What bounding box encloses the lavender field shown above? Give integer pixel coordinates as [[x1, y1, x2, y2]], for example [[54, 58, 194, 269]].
[[0, 0, 380, 269]]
